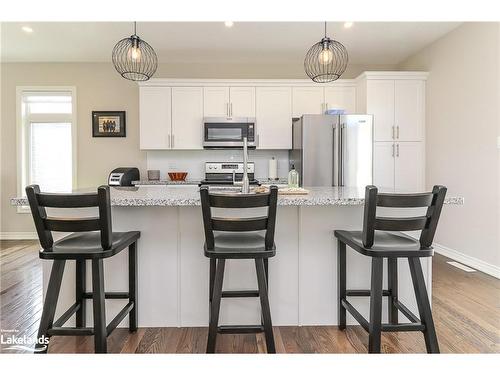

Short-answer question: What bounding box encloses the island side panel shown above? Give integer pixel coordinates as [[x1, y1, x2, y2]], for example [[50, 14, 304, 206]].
[[298, 205, 430, 325], [179, 206, 299, 327], [113, 206, 179, 327]]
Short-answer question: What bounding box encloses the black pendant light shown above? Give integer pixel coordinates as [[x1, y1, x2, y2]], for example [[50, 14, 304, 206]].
[[304, 22, 348, 83], [112, 22, 158, 81]]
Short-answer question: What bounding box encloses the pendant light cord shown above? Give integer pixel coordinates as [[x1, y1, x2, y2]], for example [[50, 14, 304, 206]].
[[324, 21, 327, 38], [134, 21, 137, 36]]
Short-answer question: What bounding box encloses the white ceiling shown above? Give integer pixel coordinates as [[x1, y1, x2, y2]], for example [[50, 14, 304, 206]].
[[1, 22, 461, 64]]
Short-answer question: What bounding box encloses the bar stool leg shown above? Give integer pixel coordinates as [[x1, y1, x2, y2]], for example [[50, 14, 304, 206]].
[[408, 257, 440, 353], [35, 260, 66, 354], [387, 258, 398, 324], [207, 259, 225, 353], [337, 240, 347, 330], [75, 260, 86, 328], [208, 258, 216, 323], [128, 242, 138, 332], [368, 258, 383, 353], [92, 259, 107, 353], [255, 258, 276, 353]]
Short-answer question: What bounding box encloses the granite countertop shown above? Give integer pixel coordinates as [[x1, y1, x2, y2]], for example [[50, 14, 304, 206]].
[[11, 185, 464, 207], [132, 178, 288, 186]]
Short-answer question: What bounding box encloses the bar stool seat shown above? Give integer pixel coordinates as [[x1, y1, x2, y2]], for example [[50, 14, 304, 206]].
[[40, 231, 140, 260], [204, 233, 276, 259], [334, 230, 433, 258]]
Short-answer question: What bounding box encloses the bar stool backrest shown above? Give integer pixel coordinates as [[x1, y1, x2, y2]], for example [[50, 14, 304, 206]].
[[362, 185, 447, 249], [25, 185, 113, 250], [200, 185, 278, 250]]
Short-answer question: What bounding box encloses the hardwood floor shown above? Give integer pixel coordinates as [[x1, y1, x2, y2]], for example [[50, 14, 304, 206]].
[[1, 240, 499, 354]]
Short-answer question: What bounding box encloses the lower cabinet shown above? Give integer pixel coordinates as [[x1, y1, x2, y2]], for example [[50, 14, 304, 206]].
[[373, 141, 424, 191]]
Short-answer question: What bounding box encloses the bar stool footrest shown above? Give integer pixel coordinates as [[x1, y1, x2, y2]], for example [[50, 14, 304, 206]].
[[217, 325, 265, 334], [221, 290, 260, 298], [82, 292, 130, 299]]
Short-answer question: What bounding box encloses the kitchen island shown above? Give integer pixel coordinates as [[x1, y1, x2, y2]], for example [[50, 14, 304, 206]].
[[11, 186, 463, 328]]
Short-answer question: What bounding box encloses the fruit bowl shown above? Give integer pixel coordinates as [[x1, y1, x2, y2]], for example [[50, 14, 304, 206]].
[[168, 172, 188, 181]]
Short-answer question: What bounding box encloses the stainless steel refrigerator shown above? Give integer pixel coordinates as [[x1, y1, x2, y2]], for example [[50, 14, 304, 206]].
[[289, 114, 373, 187]]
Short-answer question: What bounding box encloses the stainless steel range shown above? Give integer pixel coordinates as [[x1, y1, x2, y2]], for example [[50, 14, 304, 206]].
[[199, 162, 260, 186]]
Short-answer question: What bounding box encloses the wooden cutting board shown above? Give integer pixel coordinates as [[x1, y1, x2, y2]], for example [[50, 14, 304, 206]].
[[278, 188, 309, 195]]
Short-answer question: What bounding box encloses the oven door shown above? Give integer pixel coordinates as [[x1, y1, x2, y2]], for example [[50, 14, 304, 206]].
[[203, 117, 256, 148]]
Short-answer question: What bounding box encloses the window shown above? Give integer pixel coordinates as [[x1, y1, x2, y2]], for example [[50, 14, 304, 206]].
[[17, 88, 76, 204]]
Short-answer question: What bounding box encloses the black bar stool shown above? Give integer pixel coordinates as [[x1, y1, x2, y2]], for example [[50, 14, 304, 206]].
[[26, 185, 140, 353], [200, 185, 278, 353], [334, 185, 447, 353]]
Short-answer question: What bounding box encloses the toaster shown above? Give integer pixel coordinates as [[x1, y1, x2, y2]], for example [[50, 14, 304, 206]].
[[108, 167, 140, 186]]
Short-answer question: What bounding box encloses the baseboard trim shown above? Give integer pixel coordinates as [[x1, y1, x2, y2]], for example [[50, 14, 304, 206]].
[[0, 232, 38, 240], [433, 242, 500, 279]]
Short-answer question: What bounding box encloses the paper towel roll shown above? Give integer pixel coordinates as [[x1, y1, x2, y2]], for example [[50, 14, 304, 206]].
[[268, 157, 278, 180]]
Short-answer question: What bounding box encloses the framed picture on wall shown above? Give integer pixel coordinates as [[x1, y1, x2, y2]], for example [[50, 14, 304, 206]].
[[92, 111, 126, 137]]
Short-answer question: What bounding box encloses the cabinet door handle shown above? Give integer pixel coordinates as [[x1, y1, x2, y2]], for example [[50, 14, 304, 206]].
[[226, 103, 229, 117], [392, 143, 395, 157], [396, 143, 399, 157], [168, 134, 171, 148], [396, 125, 400, 139], [325, 103, 328, 112], [392, 126, 395, 140], [172, 134, 175, 148], [230, 103, 233, 117]]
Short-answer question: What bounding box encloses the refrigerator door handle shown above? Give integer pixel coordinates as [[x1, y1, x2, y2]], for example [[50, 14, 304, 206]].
[[339, 124, 344, 186]]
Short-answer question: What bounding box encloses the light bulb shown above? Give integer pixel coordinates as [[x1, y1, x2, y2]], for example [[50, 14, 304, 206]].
[[128, 46, 142, 61], [224, 21, 234, 28], [318, 48, 333, 65]]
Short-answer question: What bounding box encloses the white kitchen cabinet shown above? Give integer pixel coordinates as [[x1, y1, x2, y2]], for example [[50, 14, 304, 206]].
[[256, 87, 292, 149], [292, 87, 324, 117], [394, 80, 424, 141], [324, 86, 356, 114], [373, 141, 424, 191], [171, 87, 204, 149], [366, 80, 395, 142], [229, 87, 255, 117], [395, 142, 424, 191], [203, 86, 255, 118], [139, 87, 172, 150], [373, 142, 395, 189], [203, 87, 229, 117]]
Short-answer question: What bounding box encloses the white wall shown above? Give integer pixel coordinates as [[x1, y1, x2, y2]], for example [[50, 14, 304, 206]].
[[399, 22, 500, 270]]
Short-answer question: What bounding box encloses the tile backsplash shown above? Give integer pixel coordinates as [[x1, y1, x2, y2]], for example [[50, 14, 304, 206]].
[[146, 150, 289, 180]]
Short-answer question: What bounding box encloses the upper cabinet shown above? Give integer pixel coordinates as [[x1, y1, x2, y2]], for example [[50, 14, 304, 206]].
[[357, 72, 427, 142], [324, 86, 356, 114], [292, 85, 356, 117], [203, 87, 229, 117], [394, 80, 424, 141], [139, 87, 172, 150], [256, 87, 292, 149], [203, 86, 255, 118], [138, 79, 363, 150], [292, 87, 324, 117], [171, 87, 204, 150], [229, 87, 255, 117]]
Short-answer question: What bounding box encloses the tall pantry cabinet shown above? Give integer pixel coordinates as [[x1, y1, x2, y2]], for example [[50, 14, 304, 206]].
[[357, 72, 427, 191]]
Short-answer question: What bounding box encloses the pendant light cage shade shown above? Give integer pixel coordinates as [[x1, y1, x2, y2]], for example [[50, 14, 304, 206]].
[[304, 37, 348, 83], [112, 34, 158, 81]]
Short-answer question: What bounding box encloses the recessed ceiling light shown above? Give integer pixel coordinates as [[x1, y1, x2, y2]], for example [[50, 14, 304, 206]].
[[344, 22, 354, 29], [22, 26, 33, 33], [224, 21, 234, 28]]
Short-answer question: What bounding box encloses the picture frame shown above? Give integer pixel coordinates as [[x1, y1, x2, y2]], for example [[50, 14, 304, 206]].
[[92, 111, 126, 137]]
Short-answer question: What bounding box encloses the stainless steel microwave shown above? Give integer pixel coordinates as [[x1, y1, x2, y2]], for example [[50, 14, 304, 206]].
[[203, 117, 257, 149]]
